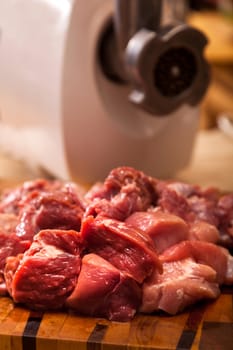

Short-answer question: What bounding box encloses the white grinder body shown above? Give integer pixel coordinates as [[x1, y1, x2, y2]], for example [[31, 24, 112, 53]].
[[0, 0, 202, 183]]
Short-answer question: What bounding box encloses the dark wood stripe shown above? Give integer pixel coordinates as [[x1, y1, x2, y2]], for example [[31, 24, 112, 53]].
[[199, 322, 233, 350], [22, 311, 43, 350], [87, 323, 108, 350], [220, 286, 233, 295], [176, 304, 206, 350], [176, 329, 196, 350]]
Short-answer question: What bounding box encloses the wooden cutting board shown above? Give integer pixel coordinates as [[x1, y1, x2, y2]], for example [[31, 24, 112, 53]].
[[0, 286, 232, 350]]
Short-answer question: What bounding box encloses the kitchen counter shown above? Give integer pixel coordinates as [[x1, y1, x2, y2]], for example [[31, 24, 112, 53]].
[[0, 128, 232, 191]]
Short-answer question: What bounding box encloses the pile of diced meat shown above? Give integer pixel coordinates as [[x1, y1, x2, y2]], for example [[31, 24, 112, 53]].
[[0, 166, 233, 322]]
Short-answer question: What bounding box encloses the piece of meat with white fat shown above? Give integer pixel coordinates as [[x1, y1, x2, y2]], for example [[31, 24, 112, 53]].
[[5, 229, 85, 310], [81, 216, 162, 283], [161, 240, 233, 285], [85, 166, 158, 220], [66, 253, 141, 321], [141, 239, 233, 315], [141, 257, 220, 315], [125, 210, 189, 253]]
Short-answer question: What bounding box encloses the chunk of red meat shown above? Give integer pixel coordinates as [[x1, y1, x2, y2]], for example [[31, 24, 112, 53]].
[[15, 183, 86, 241], [157, 180, 220, 226], [161, 241, 232, 285], [6, 229, 84, 310], [158, 181, 199, 198], [157, 186, 194, 222], [125, 209, 189, 253], [81, 216, 161, 283], [0, 232, 30, 295], [0, 179, 61, 215], [0, 213, 30, 295], [85, 166, 158, 220], [0, 213, 19, 234], [158, 181, 220, 202], [85, 182, 105, 202], [0, 277, 7, 295], [66, 253, 141, 321], [188, 196, 219, 226], [141, 258, 220, 315], [4, 254, 22, 296], [188, 221, 220, 243], [217, 193, 233, 240]]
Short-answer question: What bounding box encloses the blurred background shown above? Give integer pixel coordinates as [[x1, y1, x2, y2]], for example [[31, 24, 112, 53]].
[[188, 0, 233, 129], [175, 0, 233, 190]]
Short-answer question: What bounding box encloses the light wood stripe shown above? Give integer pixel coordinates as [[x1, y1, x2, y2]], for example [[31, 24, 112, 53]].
[[57, 314, 102, 350], [102, 320, 130, 350], [0, 297, 14, 322], [36, 311, 67, 350]]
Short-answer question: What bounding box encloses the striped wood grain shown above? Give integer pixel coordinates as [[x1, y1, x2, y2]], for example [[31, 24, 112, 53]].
[[0, 288, 232, 350]]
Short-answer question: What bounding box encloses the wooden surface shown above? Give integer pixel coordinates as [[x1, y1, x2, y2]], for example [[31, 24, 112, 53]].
[[0, 288, 232, 350], [0, 128, 233, 349]]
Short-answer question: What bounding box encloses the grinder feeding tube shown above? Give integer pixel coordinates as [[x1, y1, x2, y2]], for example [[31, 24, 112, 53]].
[[0, 0, 210, 183]]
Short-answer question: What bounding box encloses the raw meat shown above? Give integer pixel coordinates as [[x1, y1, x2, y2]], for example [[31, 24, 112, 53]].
[[5, 229, 84, 310], [15, 182, 86, 240], [125, 209, 189, 253], [160, 241, 232, 285], [0, 179, 61, 215], [141, 257, 220, 315], [81, 215, 162, 283], [156, 179, 233, 247], [0, 212, 30, 295], [141, 239, 233, 315], [188, 221, 220, 243], [0, 213, 19, 234], [0, 233, 30, 295], [157, 180, 220, 224], [85, 166, 158, 220], [0, 166, 232, 322], [217, 193, 233, 246], [66, 253, 141, 321]]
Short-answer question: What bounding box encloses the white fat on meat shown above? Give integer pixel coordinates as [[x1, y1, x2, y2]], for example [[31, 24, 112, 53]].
[[140, 257, 220, 315]]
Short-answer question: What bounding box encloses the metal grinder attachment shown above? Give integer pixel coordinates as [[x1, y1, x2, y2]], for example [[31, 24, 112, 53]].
[[100, 0, 209, 115]]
